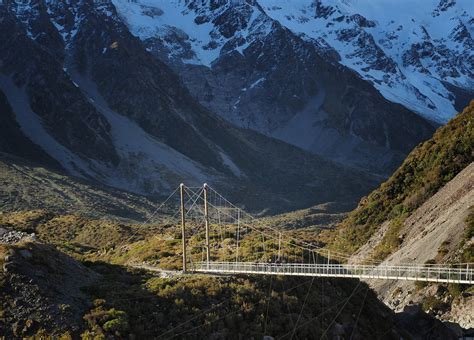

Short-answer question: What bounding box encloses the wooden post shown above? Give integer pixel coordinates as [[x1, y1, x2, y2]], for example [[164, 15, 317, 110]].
[[180, 183, 187, 272], [236, 208, 240, 262], [327, 250, 330, 274], [277, 232, 281, 261], [203, 183, 211, 268]]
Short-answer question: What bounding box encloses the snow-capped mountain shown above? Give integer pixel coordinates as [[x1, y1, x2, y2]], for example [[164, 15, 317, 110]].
[[112, 0, 440, 173], [263, 0, 474, 122], [0, 0, 380, 212], [114, 0, 473, 123]]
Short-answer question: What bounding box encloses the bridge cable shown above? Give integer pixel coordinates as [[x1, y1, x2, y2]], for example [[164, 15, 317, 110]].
[[276, 292, 358, 340], [319, 280, 364, 340], [349, 284, 369, 340], [184, 187, 204, 217], [278, 232, 282, 261], [204, 185, 372, 264], [156, 296, 237, 339], [290, 251, 317, 339], [123, 185, 180, 245], [167, 310, 239, 339], [159, 277, 316, 339], [195, 186, 473, 277], [206, 186, 419, 265], [263, 275, 274, 336], [236, 209, 241, 262], [170, 186, 202, 220]]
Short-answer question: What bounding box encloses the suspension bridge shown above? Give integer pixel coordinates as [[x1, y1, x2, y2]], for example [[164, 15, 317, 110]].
[[148, 184, 473, 285]]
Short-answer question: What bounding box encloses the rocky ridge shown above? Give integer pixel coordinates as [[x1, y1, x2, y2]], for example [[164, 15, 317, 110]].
[[0, 242, 99, 337], [114, 0, 438, 174], [0, 0, 380, 213]]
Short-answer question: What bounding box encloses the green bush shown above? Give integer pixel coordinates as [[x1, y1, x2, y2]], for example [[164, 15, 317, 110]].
[[460, 207, 474, 263], [369, 217, 405, 262], [448, 283, 462, 298], [103, 317, 129, 334], [331, 102, 474, 254], [422, 296, 444, 311], [415, 281, 428, 291], [82, 300, 130, 337]]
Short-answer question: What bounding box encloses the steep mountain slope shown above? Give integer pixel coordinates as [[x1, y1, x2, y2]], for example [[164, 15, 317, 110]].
[[317, 101, 474, 330], [0, 153, 160, 221], [362, 163, 473, 328], [262, 0, 474, 122], [0, 0, 377, 213], [328, 100, 473, 254], [113, 0, 438, 174], [0, 90, 61, 169]]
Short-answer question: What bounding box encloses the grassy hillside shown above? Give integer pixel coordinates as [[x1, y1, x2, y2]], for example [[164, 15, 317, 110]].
[[0, 211, 410, 339], [327, 101, 474, 254], [0, 153, 164, 222]]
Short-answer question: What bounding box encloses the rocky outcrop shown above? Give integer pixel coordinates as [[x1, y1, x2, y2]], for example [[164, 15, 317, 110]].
[[0, 227, 36, 244], [0, 0, 379, 213], [0, 4, 119, 165], [352, 163, 474, 328], [0, 242, 99, 337], [117, 0, 437, 175]]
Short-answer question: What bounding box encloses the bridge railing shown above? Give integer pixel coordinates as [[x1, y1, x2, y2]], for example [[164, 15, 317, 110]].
[[193, 262, 474, 284]]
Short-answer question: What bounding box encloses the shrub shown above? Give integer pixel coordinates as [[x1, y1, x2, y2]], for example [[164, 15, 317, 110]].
[[415, 281, 428, 291], [83, 301, 130, 337], [422, 296, 444, 311], [448, 283, 461, 298], [331, 102, 474, 254]]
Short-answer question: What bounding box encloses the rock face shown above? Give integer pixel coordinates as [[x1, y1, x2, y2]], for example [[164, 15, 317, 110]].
[[0, 0, 380, 213], [0, 89, 61, 169], [0, 5, 118, 166], [0, 243, 99, 337], [113, 0, 440, 174], [118, 0, 473, 123], [263, 0, 474, 120], [0, 227, 36, 244]]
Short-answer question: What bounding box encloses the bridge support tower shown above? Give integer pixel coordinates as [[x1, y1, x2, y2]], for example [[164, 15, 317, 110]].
[[203, 183, 211, 268], [180, 183, 187, 272]]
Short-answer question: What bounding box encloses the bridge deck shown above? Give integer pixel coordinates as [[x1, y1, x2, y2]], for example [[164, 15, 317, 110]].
[[193, 262, 474, 284]]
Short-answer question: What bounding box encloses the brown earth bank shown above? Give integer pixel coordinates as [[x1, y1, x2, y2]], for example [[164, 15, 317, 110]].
[[350, 163, 474, 330]]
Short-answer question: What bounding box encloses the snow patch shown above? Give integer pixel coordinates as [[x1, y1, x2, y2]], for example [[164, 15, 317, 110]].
[[249, 77, 265, 89], [261, 0, 473, 123], [112, 0, 272, 67], [219, 152, 242, 177]]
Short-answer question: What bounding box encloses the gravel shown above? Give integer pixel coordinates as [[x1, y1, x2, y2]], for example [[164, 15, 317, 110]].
[[0, 226, 36, 244]]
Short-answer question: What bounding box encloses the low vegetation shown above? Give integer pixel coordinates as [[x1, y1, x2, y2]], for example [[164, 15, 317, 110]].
[[327, 101, 474, 255], [77, 263, 401, 339], [459, 206, 474, 264], [367, 217, 406, 263], [0, 153, 161, 221], [0, 209, 408, 338]]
